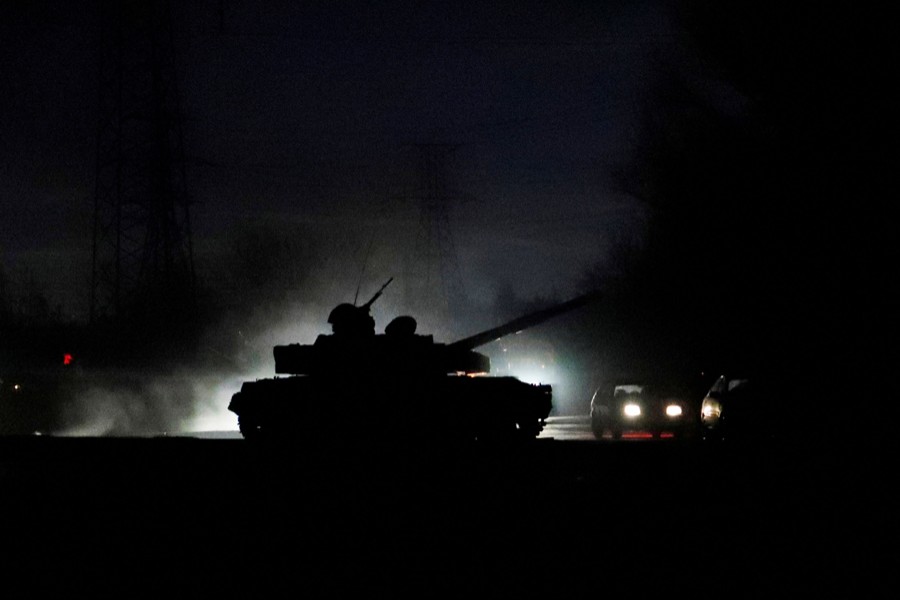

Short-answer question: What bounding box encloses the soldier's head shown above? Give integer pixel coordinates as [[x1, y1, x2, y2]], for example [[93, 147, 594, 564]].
[[385, 315, 417, 337], [328, 303, 375, 337]]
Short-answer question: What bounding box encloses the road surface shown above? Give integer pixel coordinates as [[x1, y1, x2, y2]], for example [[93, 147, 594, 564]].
[[0, 420, 886, 595]]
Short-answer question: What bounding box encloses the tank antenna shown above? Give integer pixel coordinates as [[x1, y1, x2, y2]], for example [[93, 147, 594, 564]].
[[353, 235, 377, 305]]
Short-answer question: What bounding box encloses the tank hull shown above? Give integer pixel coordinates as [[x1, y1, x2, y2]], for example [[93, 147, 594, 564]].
[[229, 375, 551, 442]]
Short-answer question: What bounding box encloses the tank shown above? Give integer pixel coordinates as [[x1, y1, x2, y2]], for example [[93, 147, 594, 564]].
[[228, 279, 596, 442]]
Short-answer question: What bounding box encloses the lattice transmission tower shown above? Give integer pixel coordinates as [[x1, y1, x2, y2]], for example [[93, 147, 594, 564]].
[[400, 143, 467, 328], [91, 0, 194, 330]]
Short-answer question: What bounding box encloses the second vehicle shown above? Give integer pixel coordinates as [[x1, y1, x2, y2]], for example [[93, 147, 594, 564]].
[[590, 376, 703, 441]]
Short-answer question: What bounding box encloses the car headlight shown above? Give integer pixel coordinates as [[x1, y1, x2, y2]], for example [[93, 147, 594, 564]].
[[623, 403, 641, 418], [701, 398, 722, 421], [665, 404, 683, 417]]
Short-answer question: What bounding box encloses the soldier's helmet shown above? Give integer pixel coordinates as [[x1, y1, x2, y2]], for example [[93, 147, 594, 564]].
[[328, 303, 375, 336], [385, 315, 417, 337]]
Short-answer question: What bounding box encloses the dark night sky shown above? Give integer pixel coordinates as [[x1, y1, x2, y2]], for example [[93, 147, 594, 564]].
[[1, 0, 704, 319]]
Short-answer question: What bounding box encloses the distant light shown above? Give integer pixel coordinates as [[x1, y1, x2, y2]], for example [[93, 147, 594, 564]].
[[666, 404, 683, 417], [623, 403, 641, 417], [63, 353, 73, 366], [13, 384, 21, 391]]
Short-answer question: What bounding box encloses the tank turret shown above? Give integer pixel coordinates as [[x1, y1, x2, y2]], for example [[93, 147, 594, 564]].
[[228, 279, 598, 441]]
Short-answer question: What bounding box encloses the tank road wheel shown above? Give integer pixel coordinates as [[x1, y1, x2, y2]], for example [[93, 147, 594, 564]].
[[238, 416, 264, 440]]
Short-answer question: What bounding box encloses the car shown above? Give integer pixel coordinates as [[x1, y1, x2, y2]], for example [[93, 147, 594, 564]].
[[699, 374, 782, 441], [590, 377, 702, 440]]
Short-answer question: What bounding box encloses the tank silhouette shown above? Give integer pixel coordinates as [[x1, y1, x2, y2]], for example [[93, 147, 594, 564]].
[[228, 279, 596, 442]]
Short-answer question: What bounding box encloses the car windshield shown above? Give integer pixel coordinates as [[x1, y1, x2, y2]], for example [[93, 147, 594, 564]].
[[613, 384, 672, 398], [613, 384, 644, 395], [728, 378, 750, 392]]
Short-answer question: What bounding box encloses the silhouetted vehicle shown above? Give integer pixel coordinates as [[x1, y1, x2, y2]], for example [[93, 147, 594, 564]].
[[228, 279, 596, 442], [590, 375, 702, 441], [700, 374, 782, 441]]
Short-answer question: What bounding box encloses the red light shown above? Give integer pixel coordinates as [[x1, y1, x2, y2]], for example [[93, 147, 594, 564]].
[[621, 431, 654, 439], [63, 353, 73, 366]]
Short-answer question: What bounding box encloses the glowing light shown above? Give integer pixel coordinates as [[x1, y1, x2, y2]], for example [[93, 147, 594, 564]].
[[665, 404, 683, 417], [13, 384, 21, 391], [623, 403, 641, 417], [63, 353, 73, 366], [702, 399, 722, 420], [621, 431, 653, 439], [180, 374, 251, 433]]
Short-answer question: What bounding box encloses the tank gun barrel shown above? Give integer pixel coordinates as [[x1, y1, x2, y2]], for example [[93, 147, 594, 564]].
[[361, 277, 393, 309], [448, 291, 600, 351]]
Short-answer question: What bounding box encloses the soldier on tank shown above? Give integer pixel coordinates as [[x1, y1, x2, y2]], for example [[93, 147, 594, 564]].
[[326, 277, 393, 338], [384, 315, 417, 337], [327, 303, 375, 338]]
